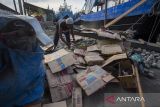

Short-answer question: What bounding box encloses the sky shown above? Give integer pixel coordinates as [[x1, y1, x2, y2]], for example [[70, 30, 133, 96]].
[[0, 0, 85, 13]]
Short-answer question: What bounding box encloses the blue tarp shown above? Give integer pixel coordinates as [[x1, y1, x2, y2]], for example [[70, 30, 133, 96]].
[[80, 0, 156, 21], [0, 42, 45, 107]]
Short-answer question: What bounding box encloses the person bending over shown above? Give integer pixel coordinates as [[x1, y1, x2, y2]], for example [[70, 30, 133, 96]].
[[54, 17, 75, 50]]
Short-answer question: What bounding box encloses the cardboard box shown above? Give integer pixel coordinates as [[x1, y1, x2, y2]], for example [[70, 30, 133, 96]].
[[43, 101, 67, 107], [118, 61, 136, 89], [87, 45, 100, 52], [46, 68, 73, 102], [72, 87, 83, 107], [49, 84, 72, 102], [101, 44, 123, 55], [75, 55, 86, 65], [102, 53, 136, 88], [97, 39, 121, 48], [76, 65, 115, 96], [85, 52, 100, 56], [45, 49, 76, 73], [85, 55, 104, 66], [46, 69, 72, 87], [74, 49, 86, 56]]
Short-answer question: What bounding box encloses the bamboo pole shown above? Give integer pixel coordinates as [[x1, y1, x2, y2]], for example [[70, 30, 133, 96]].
[[105, 0, 146, 28], [135, 66, 145, 107]]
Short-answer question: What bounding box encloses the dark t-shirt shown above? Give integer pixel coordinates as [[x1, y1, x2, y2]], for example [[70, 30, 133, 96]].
[[56, 20, 69, 33]]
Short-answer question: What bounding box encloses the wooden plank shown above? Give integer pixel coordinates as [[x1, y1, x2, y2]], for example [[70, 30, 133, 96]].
[[135, 66, 145, 107], [105, 0, 146, 28], [102, 53, 127, 67]]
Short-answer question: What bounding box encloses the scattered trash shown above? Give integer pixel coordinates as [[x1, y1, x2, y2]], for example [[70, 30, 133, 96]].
[[1, 1, 160, 106], [130, 48, 160, 69]]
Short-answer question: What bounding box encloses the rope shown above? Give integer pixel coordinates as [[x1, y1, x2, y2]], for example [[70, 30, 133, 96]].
[[148, 0, 160, 16], [128, 0, 160, 30], [148, 16, 160, 42], [129, 14, 146, 30], [148, 1, 160, 42]]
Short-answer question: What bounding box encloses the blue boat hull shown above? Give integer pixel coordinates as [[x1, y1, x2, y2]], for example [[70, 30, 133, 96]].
[[80, 0, 157, 22], [76, 0, 160, 43]]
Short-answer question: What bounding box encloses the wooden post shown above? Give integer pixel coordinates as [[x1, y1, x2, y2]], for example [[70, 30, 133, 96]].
[[104, 0, 108, 26], [13, 0, 17, 12], [18, 0, 23, 15], [105, 0, 146, 28]]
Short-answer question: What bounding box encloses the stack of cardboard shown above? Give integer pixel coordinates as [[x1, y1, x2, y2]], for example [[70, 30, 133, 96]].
[[46, 68, 73, 102], [73, 43, 137, 96], [43, 37, 138, 106], [44, 49, 77, 102], [85, 45, 104, 65]]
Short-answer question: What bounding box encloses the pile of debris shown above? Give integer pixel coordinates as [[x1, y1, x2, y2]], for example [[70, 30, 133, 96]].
[[131, 48, 160, 69], [40, 36, 142, 107]]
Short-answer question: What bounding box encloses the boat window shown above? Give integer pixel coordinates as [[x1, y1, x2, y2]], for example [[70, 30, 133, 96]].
[[107, 0, 129, 8]]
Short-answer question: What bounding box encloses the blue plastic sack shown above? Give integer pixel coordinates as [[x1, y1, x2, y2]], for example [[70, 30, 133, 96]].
[[0, 42, 45, 107]]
